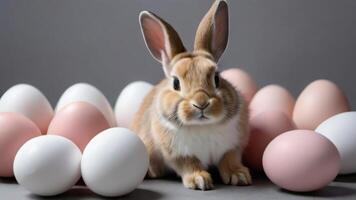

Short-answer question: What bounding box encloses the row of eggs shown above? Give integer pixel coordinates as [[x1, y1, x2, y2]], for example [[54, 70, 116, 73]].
[[0, 68, 355, 195], [0, 83, 150, 197], [222, 69, 354, 192], [13, 127, 148, 197]]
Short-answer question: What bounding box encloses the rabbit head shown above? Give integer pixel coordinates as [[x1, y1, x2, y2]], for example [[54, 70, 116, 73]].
[[139, 0, 239, 126]]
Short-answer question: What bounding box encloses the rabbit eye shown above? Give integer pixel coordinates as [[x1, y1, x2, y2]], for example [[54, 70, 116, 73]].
[[214, 72, 220, 88], [173, 76, 180, 91]]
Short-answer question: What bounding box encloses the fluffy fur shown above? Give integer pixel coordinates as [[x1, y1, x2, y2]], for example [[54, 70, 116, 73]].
[[131, 0, 251, 190]]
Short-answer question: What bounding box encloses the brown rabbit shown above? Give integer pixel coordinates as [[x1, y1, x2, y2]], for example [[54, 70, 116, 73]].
[[131, 0, 251, 190]]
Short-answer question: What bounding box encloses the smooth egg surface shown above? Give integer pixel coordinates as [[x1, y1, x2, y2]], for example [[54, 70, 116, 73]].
[[81, 128, 148, 197], [48, 102, 110, 151], [13, 135, 82, 196], [0, 113, 41, 177], [263, 130, 340, 192], [250, 84, 295, 118], [293, 79, 350, 130], [0, 84, 54, 133], [316, 112, 356, 174], [243, 111, 296, 171], [56, 83, 116, 127], [221, 68, 258, 103], [114, 81, 153, 128]]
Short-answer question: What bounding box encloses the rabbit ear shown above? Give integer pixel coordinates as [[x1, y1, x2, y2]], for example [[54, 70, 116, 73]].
[[139, 11, 186, 75], [194, 0, 229, 62]]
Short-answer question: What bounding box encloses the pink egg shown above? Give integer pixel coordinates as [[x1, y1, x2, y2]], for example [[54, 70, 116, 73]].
[[47, 102, 110, 151], [0, 113, 41, 177], [243, 111, 296, 171], [263, 130, 340, 192], [250, 84, 295, 118], [221, 68, 258, 103], [293, 79, 350, 130]]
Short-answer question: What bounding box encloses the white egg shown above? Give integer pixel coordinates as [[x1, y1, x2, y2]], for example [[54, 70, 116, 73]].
[[81, 127, 148, 197], [13, 135, 81, 196], [315, 112, 356, 174], [114, 81, 153, 128], [56, 83, 116, 127], [0, 84, 53, 133]]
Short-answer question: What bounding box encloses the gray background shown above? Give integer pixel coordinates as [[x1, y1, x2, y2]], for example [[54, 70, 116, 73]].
[[0, 0, 355, 108], [1, 1, 356, 199]]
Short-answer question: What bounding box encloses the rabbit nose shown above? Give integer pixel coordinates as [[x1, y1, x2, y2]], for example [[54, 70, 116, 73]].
[[191, 91, 210, 110], [193, 103, 210, 110]]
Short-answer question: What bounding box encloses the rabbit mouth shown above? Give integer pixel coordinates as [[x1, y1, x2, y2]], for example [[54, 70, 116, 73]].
[[198, 113, 209, 120]]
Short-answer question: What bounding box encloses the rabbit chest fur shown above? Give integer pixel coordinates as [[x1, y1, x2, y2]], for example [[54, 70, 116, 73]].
[[167, 115, 240, 167]]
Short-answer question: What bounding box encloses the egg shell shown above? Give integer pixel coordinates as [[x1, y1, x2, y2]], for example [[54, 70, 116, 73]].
[[221, 68, 258, 103], [56, 83, 116, 127], [316, 112, 356, 174], [250, 84, 295, 118], [81, 127, 149, 197], [293, 79, 350, 130], [0, 113, 41, 177], [0, 84, 54, 133], [114, 81, 153, 128], [48, 102, 110, 151], [13, 135, 82, 196], [243, 111, 296, 171], [263, 130, 340, 192]]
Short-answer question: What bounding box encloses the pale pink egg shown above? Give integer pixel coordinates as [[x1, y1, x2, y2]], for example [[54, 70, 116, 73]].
[[47, 102, 110, 151], [263, 130, 340, 192], [0, 113, 41, 177], [293, 79, 350, 130], [243, 111, 296, 171], [221, 68, 258, 103], [250, 84, 295, 118]]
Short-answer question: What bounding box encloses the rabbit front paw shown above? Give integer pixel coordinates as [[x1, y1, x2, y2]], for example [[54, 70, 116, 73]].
[[219, 165, 252, 186], [182, 171, 214, 190]]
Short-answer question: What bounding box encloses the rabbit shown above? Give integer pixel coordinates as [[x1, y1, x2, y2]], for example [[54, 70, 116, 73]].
[[131, 0, 252, 190]]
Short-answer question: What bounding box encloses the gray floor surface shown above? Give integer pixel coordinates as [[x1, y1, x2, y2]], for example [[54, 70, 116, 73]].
[[1, 174, 356, 200]]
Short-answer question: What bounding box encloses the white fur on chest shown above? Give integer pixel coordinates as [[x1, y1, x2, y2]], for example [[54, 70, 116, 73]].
[[170, 115, 240, 167]]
